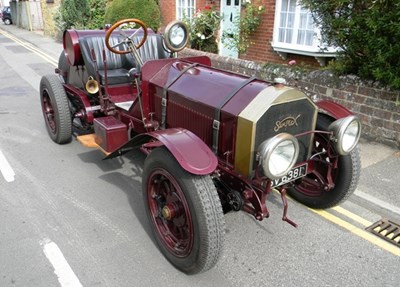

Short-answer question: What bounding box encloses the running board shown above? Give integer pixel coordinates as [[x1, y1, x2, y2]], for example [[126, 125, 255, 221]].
[[76, 134, 110, 156]]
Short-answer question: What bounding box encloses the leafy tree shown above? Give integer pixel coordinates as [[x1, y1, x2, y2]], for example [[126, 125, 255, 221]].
[[301, 0, 400, 88], [87, 0, 107, 29], [56, 0, 90, 31], [104, 0, 161, 32]]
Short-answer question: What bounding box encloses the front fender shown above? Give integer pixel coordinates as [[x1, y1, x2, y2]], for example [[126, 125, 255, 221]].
[[316, 100, 353, 119], [146, 128, 217, 175], [105, 128, 217, 175]]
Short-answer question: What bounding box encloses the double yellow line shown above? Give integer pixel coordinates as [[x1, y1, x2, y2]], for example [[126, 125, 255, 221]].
[[0, 28, 58, 67], [310, 206, 400, 256]]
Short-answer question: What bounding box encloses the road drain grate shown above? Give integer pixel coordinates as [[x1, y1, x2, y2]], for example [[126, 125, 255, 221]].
[[366, 219, 400, 247]]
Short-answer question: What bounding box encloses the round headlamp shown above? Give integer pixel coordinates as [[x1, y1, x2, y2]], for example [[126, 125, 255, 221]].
[[258, 133, 299, 180], [164, 20, 189, 52], [328, 115, 361, 155]]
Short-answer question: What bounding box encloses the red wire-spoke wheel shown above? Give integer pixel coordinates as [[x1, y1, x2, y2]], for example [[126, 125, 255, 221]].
[[143, 147, 225, 274], [42, 92, 56, 134], [288, 114, 361, 209], [147, 169, 194, 257], [39, 75, 72, 144], [105, 18, 148, 54]]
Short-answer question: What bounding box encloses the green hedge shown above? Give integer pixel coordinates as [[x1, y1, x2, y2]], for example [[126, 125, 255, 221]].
[[55, 0, 90, 31], [104, 0, 161, 32], [87, 0, 107, 29], [301, 0, 400, 89], [55, 0, 106, 31]]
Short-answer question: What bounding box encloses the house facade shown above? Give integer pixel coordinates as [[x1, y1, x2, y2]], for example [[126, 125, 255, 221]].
[[159, 0, 336, 66]]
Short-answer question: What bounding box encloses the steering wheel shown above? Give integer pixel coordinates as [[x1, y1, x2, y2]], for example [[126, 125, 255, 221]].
[[105, 19, 148, 55]]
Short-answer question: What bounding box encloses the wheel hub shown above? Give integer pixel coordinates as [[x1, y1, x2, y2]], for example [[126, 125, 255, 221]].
[[161, 203, 180, 220]]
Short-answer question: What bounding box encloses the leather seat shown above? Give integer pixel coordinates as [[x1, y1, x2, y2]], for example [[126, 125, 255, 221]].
[[133, 34, 170, 63], [79, 34, 170, 86], [80, 36, 135, 85]]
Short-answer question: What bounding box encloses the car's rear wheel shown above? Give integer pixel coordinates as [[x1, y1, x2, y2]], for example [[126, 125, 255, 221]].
[[143, 147, 225, 274], [4, 18, 11, 25], [288, 114, 361, 209], [40, 74, 72, 144]]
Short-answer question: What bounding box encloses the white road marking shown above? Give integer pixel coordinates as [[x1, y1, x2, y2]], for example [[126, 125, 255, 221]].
[[0, 29, 58, 67], [0, 150, 15, 182], [41, 239, 83, 287], [355, 189, 400, 217]]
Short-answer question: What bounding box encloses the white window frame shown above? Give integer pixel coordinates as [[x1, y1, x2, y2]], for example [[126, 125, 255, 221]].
[[272, 0, 337, 64], [176, 0, 196, 21]]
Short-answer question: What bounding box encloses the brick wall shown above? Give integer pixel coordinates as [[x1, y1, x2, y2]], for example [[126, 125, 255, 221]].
[[180, 48, 400, 148], [240, 0, 322, 67], [159, 0, 325, 66], [240, 0, 277, 63], [160, 0, 214, 27], [160, 0, 175, 26]]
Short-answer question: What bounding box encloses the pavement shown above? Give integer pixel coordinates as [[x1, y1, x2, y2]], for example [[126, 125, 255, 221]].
[[1, 22, 400, 218]]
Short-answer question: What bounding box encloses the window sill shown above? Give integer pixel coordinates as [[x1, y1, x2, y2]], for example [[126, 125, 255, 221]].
[[271, 44, 338, 66]]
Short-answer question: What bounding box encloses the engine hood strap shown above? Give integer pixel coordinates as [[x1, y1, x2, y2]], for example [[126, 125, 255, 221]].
[[212, 76, 257, 154], [161, 62, 199, 129]]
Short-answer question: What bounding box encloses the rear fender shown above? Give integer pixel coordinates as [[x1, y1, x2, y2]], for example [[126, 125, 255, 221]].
[[316, 100, 353, 119], [105, 128, 217, 175]]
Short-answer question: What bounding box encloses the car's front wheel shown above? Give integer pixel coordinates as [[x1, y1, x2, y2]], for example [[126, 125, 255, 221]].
[[142, 147, 225, 274], [58, 51, 68, 83], [288, 114, 361, 209], [4, 18, 11, 25], [40, 74, 72, 144]]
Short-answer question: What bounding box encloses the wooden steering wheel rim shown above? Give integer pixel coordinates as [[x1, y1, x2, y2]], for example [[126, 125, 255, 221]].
[[105, 18, 148, 55]]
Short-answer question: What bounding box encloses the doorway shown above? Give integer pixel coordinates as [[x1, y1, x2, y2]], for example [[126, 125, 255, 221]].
[[219, 0, 241, 58]]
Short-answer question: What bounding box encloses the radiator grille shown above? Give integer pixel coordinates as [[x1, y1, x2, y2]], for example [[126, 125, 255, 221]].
[[254, 98, 317, 165]]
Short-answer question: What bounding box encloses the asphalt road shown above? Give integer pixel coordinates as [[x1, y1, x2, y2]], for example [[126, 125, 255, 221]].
[[1, 23, 400, 287]]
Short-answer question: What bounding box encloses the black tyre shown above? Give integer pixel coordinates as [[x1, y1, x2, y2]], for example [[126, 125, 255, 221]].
[[143, 147, 225, 274], [40, 74, 72, 144], [4, 18, 11, 25], [58, 51, 69, 83], [288, 114, 361, 208]]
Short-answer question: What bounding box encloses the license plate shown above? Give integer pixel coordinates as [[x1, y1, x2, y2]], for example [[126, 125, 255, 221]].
[[271, 163, 308, 187]]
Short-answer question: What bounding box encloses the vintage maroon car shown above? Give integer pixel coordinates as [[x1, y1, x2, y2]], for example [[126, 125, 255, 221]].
[[40, 19, 361, 274]]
